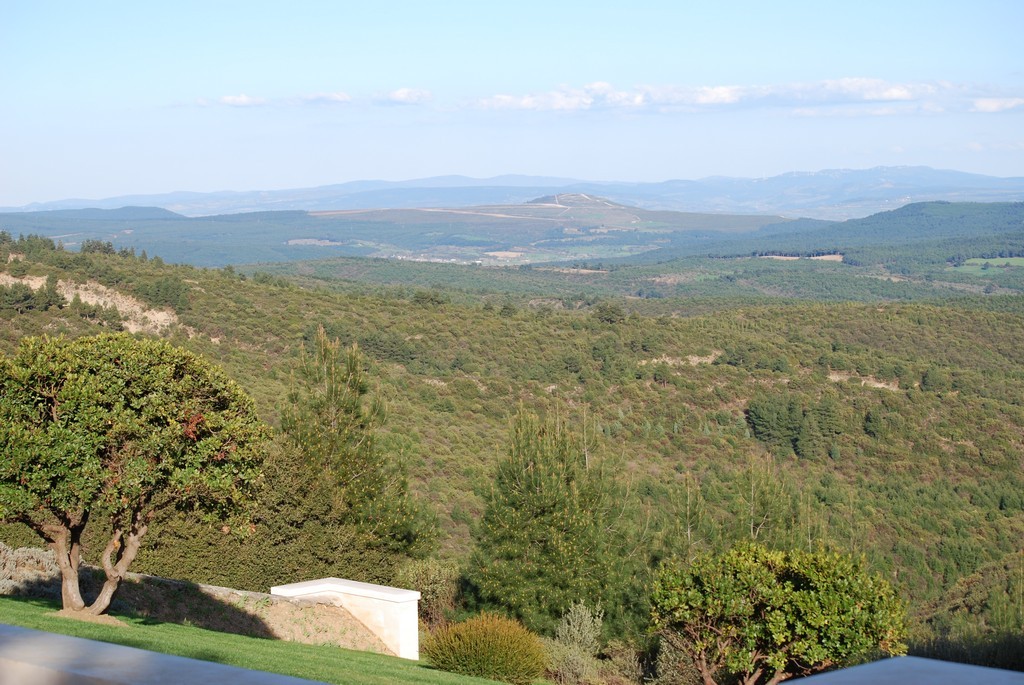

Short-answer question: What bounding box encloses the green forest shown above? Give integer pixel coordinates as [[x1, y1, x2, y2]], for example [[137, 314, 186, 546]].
[[1, 201, 1023, 679]]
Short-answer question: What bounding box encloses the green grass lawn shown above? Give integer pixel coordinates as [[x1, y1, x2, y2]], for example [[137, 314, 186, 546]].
[[0, 596, 498, 685]]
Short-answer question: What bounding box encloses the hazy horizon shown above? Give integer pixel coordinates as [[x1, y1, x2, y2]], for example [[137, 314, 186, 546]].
[[5, 165, 1024, 211], [2, 1, 1022, 206]]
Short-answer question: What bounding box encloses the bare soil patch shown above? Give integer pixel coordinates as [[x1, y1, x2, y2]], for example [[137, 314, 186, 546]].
[[55, 608, 128, 627], [68, 282, 180, 335], [828, 371, 901, 392], [0, 273, 46, 288], [0, 274, 190, 337], [639, 351, 722, 367]]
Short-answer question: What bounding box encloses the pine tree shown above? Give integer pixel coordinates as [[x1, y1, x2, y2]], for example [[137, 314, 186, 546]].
[[467, 409, 633, 635], [279, 325, 434, 571]]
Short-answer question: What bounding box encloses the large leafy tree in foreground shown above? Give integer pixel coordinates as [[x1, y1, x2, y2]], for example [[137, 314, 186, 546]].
[[651, 543, 907, 685], [0, 334, 268, 614]]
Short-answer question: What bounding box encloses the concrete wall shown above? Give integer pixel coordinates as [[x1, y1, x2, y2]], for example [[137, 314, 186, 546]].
[[271, 577, 421, 660]]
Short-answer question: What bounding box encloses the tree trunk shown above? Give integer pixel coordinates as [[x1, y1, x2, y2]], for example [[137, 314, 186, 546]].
[[89, 577, 120, 616], [739, 666, 765, 685], [41, 522, 86, 611], [694, 655, 718, 685], [88, 515, 148, 615], [58, 553, 85, 611]]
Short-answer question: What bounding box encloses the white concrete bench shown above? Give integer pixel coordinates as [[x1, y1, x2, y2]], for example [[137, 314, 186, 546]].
[[271, 577, 420, 660]]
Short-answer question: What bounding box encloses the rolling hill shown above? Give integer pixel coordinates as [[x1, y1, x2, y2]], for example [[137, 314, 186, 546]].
[[3, 198, 1024, 658], [2, 194, 1023, 280], [5, 167, 1024, 220], [0, 195, 787, 267]]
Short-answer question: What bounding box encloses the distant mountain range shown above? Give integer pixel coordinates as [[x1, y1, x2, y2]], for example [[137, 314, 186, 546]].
[[5, 167, 1024, 220], [3, 190, 1022, 270]]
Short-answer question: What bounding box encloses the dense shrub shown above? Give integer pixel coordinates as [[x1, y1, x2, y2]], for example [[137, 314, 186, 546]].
[[134, 275, 190, 310], [652, 544, 907, 684], [599, 640, 644, 685], [544, 638, 598, 685], [556, 602, 603, 655], [648, 637, 700, 685], [423, 612, 546, 685], [545, 603, 605, 684], [393, 558, 459, 627], [134, 440, 412, 591]]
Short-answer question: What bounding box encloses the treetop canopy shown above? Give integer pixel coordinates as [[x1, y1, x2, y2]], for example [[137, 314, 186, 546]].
[[0, 333, 268, 530]]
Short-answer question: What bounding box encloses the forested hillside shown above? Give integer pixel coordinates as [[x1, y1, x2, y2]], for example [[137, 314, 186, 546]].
[[6, 198, 1022, 278], [254, 201, 1024, 300], [0, 197, 785, 267], [2, 230, 1023, 654]]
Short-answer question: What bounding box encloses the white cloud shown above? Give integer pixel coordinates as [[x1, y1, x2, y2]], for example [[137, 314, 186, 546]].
[[582, 82, 648, 107], [692, 85, 745, 105], [474, 78, 975, 115], [644, 84, 773, 108], [820, 77, 935, 101], [971, 97, 1024, 113], [479, 82, 649, 111], [206, 78, 1017, 117], [302, 92, 352, 105], [479, 90, 578, 111], [790, 104, 924, 118], [378, 88, 432, 105], [218, 94, 266, 107]]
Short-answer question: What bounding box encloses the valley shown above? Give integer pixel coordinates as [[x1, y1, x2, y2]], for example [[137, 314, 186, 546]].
[[2, 195, 1023, 670]]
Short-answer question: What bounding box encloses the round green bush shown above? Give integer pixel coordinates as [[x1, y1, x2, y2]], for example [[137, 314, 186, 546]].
[[423, 612, 546, 685]]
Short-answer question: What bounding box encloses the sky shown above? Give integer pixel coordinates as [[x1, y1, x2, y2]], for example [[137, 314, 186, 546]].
[[1, 1, 1022, 206]]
